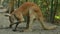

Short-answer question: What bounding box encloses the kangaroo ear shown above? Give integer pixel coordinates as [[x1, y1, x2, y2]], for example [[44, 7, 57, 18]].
[[4, 13, 11, 17]]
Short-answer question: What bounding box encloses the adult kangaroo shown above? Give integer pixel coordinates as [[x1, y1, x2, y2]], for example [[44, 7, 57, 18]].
[[9, 2, 57, 32]]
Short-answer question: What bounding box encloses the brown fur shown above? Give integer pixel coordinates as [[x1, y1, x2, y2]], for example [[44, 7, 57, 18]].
[[10, 2, 57, 31]]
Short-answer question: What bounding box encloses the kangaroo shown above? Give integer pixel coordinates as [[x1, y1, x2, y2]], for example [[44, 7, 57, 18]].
[[9, 2, 57, 32]]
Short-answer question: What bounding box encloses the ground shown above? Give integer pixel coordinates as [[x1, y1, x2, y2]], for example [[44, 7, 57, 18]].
[[0, 9, 60, 34]]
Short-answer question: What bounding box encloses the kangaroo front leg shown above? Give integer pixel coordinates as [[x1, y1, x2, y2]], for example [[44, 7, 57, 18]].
[[9, 15, 15, 28], [12, 22, 20, 31]]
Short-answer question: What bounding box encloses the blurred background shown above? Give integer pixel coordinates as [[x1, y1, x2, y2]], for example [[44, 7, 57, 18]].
[[0, 0, 60, 25]]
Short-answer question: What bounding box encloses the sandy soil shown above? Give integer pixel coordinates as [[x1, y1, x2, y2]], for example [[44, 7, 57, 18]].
[[0, 10, 60, 34]]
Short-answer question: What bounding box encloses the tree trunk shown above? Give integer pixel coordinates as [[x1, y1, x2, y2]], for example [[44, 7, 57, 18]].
[[50, 0, 58, 23]]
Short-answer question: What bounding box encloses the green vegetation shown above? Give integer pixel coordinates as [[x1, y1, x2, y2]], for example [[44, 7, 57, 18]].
[[0, 0, 60, 24]]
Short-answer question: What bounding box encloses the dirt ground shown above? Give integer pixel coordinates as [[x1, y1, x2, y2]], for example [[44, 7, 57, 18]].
[[0, 10, 60, 34]]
